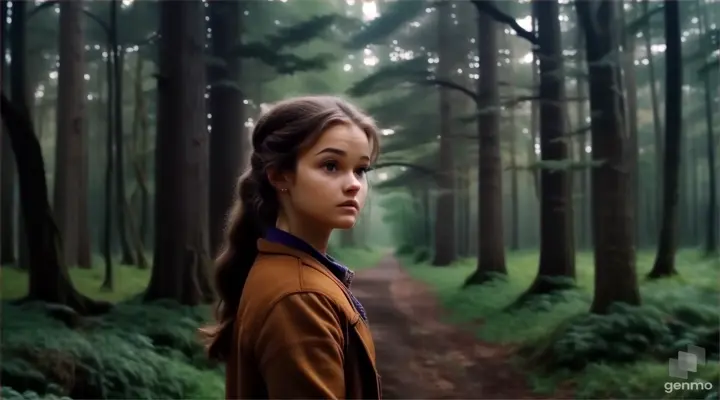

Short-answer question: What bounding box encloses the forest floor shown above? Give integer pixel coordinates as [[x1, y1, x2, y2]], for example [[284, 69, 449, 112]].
[[352, 255, 571, 399]]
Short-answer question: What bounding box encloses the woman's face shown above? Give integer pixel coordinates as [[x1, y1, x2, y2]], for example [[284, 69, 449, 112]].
[[280, 123, 373, 231]]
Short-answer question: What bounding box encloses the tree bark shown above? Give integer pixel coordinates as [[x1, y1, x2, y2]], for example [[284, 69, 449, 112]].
[[575, 26, 590, 250], [698, 0, 717, 257], [53, 0, 91, 268], [621, 0, 640, 248], [208, 0, 246, 258], [576, 0, 641, 313], [145, 0, 212, 306], [101, 30, 114, 289], [465, 0, 507, 285], [520, 0, 575, 301], [432, 0, 455, 267], [1, 0, 21, 266], [642, 0, 663, 235], [110, 0, 135, 266], [648, 0, 683, 279], [1, 94, 111, 314]]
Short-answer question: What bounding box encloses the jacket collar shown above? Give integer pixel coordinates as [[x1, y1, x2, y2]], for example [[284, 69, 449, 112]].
[[256, 236, 355, 288], [256, 235, 368, 322], [257, 238, 316, 264]]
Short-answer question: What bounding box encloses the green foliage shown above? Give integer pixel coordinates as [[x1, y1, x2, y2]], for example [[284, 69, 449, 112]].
[[1, 386, 71, 400], [529, 302, 719, 369], [402, 250, 720, 399], [236, 14, 345, 75], [345, 0, 428, 49], [0, 301, 222, 400], [260, 14, 342, 50], [347, 57, 429, 97], [237, 41, 334, 75]]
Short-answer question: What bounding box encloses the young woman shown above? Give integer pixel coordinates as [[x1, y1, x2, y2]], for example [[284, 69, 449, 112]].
[[201, 95, 382, 399]]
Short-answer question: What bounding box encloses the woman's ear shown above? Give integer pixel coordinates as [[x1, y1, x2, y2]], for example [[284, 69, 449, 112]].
[[266, 167, 290, 192]]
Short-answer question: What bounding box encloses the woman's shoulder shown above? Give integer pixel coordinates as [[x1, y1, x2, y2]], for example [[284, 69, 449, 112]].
[[239, 253, 359, 327]]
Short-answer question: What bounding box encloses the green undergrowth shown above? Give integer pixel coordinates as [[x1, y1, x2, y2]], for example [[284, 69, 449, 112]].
[[0, 300, 223, 400], [400, 246, 720, 399], [0, 245, 382, 399]]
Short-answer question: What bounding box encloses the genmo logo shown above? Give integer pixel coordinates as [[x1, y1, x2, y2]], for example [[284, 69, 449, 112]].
[[664, 380, 714, 394], [664, 345, 714, 394]]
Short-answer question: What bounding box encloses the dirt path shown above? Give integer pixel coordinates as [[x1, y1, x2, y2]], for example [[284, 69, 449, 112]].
[[351, 255, 560, 400]]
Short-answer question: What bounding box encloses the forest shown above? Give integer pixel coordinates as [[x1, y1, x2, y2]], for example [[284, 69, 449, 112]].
[[0, 0, 718, 399]]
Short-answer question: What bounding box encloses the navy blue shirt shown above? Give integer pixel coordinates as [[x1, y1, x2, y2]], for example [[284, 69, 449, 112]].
[[264, 227, 368, 321]]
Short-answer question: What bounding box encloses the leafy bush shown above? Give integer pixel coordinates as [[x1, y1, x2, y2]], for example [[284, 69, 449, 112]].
[[1, 300, 223, 400], [1, 386, 71, 400], [528, 302, 719, 369]]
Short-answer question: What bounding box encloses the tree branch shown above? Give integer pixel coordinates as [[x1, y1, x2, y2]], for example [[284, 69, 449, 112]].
[[421, 78, 478, 103], [499, 95, 587, 108], [470, 0, 539, 46]]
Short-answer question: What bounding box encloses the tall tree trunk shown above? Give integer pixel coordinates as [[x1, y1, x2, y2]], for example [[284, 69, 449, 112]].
[[432, 0, 455, 266], [698, 0, 717, 257], [101, 39, 114, 290], [621, 0, 640, 247], [53, 0, 91, 268], [1, 94, 110, 313], [110, 0, 135, 266], [575, 28, 590, 250], [1, 0, 20, 265], [130, 55, 151, 248], [504, 29, 520, 252], [648, 0, 682, 279], [521, 0, 575, 300], [0, 137, 13, 264], [529, 13, 540, 201], [576, 0, 641, 313], [465, 0, 507, 285], [642, 0, 663, 235], [129, 55, 151, 253], [208, 0, 246, 258], [145, 0, 212, 305]]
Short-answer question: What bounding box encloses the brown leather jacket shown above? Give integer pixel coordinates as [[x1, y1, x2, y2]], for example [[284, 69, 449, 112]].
[[225, 238, 382, 399]]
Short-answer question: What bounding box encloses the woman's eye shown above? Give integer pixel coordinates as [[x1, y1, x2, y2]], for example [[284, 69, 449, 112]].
[[323, 161, 338, 172]]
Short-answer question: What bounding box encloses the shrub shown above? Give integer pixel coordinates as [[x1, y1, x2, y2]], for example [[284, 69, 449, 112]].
[[1, 300, 223, 400], [527, 302, 719, 369]]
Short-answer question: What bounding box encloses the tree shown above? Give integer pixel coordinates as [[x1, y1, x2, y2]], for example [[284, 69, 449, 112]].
[[110, 0, 137, 267], [53, 0, 92, 268], [432, 0, 456, 266], [208, 0, 247, 258], [1, 93, 110, 314], [145, 0, 212, 305], [697, 0, 717, 257], [1, 0, 18, 266], [576, 0, 641, 313], [648, 0, 683, 279], [516, 0, 575, 302], [464, 0, 507, 285]]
